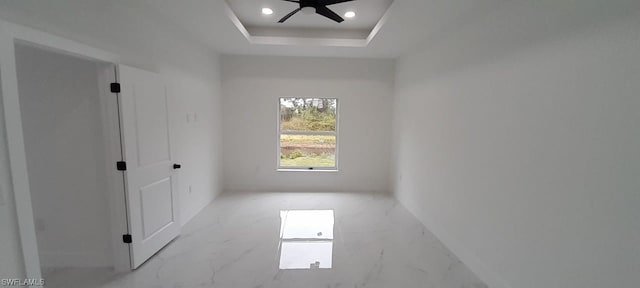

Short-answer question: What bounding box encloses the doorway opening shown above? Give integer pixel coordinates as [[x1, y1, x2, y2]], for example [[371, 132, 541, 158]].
[[14, 42, 129, 281]]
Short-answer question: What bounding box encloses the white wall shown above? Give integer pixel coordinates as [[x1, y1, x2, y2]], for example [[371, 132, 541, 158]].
[[0, 0, 224, 277], [222, 55, 394, 193], [0, 66, 26, 279], [392, 9, 640, 288], [15, 44, 113, 268], [168, 65, 223, 224]]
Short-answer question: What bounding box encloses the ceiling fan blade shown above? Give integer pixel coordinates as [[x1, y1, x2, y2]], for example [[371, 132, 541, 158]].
[[278, 8, 302, 23], [316, 6, 344, 23], [319, 0, 355, 5]]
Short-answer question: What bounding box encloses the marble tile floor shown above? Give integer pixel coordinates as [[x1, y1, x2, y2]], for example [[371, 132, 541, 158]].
[[41, 192, 487, 288]]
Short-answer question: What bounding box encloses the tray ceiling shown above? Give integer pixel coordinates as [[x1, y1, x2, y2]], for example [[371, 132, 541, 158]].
[[225, 0, 394, 46]]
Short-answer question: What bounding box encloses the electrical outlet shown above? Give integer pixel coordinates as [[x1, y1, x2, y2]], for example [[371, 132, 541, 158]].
[[35, 218, 46, 232], [188, 185, 192, 194], [0, 183, 5, 206], [0, 177, 10, 206]]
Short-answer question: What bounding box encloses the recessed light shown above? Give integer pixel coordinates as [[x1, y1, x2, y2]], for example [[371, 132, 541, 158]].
[[262, 8, 273, 15], [344, 11, 356, 18]]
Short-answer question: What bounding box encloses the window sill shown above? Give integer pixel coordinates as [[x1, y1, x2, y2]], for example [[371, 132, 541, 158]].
[[277, 169, 339, 173]]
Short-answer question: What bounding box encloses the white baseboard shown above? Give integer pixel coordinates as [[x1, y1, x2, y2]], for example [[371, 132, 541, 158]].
[[38, 251, 111, 268]]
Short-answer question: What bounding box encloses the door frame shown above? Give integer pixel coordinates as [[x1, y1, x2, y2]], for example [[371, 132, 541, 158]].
[[0, 19, 132, 281]]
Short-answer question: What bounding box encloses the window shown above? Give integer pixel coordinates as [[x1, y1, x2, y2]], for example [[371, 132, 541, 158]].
[[278, 98, 338, 170]]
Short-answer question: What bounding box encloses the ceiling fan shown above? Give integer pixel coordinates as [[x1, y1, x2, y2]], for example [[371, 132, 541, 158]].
[[278, 0, 355, 24]]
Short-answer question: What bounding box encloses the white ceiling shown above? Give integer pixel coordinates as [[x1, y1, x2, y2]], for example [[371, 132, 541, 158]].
[[0, 0, 639, 59]]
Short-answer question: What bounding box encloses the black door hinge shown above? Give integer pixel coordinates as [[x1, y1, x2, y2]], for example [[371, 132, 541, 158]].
[[116, 161, 127, 171], [122, 234, 132, 244], [110, 82, 121, 93]]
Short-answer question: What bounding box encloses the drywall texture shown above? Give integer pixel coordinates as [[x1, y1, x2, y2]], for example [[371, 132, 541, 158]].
[[0, 3, 224, 226], [392, 8, 640, 288], [0, 5, 226, 223], [0, 1, 223, 276], [0, 67, 26, 279], [222, 55, 394, 193], [168, 60, 224, 225], [16, 44, 113, 267]]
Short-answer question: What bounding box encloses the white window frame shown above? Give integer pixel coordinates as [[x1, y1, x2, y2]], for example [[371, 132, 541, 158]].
[[277, 98, 339, 172]]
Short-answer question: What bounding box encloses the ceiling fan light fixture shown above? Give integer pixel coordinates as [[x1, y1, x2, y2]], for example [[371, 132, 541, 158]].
[[344, 11, 356, 18], [301, 6, 316, 15], [262, 7, 274, 15]]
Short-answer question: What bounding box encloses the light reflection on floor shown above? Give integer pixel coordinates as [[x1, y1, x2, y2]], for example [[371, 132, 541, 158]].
[[278, 210, 334, 270]]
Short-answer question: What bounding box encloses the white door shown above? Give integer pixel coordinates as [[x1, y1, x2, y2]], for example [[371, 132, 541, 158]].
[[117, 65, 180, 268]]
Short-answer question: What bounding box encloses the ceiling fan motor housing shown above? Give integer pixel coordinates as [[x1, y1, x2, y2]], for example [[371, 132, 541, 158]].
[[300, 0, 317, 14], [299, 0, 315, 8]]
